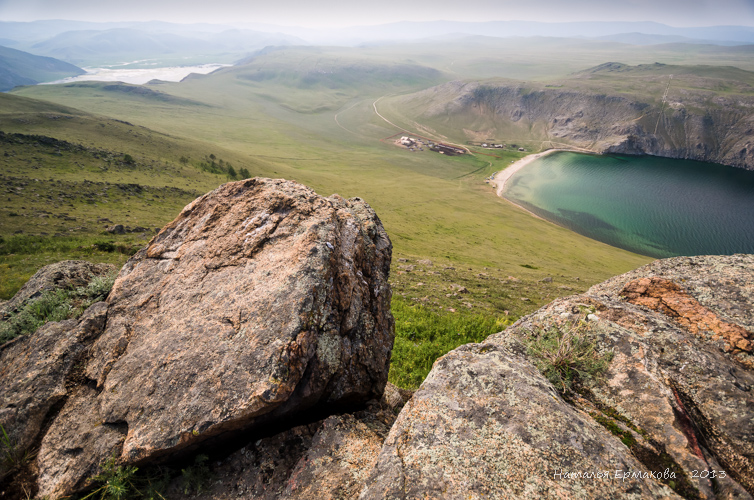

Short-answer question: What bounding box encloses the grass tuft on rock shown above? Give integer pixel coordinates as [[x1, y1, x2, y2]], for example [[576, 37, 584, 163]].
[[523, 318, 613, 393], [0, 423, 35, 472]]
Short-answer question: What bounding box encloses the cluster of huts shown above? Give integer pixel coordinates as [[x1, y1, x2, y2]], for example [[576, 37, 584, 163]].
[[400, 136, 465, 156]]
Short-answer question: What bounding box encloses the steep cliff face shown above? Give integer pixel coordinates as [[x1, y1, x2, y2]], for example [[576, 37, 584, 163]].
[[398, 63, 754, 170]]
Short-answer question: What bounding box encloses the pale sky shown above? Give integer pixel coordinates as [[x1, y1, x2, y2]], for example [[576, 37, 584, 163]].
[[1, 0, 753, 27]]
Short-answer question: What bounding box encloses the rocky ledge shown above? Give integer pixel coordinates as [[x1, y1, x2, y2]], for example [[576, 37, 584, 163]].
[[1, 178, 752, 500], [363, 254, 753, 499]]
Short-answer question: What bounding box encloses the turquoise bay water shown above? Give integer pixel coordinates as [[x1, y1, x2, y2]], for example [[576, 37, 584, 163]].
[[504, 152, 754, 258]]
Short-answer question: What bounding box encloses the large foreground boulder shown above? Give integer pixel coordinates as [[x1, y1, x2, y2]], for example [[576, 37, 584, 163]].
[[362, 255, 753, 499], [1, 178, 394, 498]]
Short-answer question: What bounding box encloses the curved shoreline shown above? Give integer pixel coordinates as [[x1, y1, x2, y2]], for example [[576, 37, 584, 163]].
[[493, 149, 570, 197], [491, 149, 576, 221]]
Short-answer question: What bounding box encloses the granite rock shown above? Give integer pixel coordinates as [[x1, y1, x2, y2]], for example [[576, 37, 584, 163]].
[[28, 178, 393, 498]]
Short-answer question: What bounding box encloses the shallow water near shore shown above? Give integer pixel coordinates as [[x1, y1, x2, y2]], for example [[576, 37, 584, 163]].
[[504, 152, 754, 258]]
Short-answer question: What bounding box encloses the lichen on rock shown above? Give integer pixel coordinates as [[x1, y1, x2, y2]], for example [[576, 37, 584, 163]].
[[361, 254, 754, 499]]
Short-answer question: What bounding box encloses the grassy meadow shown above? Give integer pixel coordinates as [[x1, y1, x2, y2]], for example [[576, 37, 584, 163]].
[[6, 38, 725, 387]]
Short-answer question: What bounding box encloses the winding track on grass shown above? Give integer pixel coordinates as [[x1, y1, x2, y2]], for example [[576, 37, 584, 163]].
[[372, 96, 409, 133], [372, 96, 473, 155], [334, 100, 364, 136]]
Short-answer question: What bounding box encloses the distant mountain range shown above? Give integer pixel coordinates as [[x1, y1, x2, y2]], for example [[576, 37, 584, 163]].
[[24, 28, 306, 66], [266, 20, 754, 46], [0, 22, 308, 67], [0, 19, 752, 69], [0, 45, 84, 91]]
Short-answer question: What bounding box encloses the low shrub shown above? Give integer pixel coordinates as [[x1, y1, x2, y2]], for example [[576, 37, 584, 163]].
[[81, 456, 138, 500], [94, 242, 116, 252], [0, 271, 116, 345], [522, 318, 613, 393], [78, 453, 211, 500]]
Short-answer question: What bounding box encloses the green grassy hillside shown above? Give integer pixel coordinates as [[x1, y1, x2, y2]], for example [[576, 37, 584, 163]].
[[6, 58, 651, 302], [1, 42, 687, 388]]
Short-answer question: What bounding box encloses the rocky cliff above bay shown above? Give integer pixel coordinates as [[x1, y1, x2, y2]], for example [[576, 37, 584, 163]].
[[396, 63, 754, 170]]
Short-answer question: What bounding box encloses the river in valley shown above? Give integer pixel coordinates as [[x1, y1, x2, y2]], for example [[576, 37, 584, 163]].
[[503, 151, 754, 258], [43, 63, 231, 85]]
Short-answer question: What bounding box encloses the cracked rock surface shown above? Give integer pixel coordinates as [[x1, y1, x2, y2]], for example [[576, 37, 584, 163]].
[[361, 255, 753, 499]]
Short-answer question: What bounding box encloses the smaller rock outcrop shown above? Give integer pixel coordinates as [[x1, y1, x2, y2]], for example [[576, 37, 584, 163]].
[[360, 340, 676, 499], [0, 260, 115, 316], [187, 399, 399, 499], [362, 254, 754, 499], [0, 303, 108, 482]]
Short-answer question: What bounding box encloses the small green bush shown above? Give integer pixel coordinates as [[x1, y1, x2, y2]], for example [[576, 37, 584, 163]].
[[79, 456, 176, 500], [81, 456, 138, 500], [0, 271, 116, 345], [82, 273, 117, 303], [523, 318, 613, 393], [0, 289, 72, 344], [94, 242, 116, 253]]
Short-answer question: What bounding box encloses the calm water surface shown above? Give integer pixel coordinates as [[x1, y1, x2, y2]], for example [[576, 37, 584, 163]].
[[504, 152, 754, 258]]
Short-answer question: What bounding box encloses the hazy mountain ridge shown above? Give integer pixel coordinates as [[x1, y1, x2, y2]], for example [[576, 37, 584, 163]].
[[2, 19, 753, 58], [0, 45, 84, 91], [28, 28, 306, 66], [231, 49, 444, 90], [315, 20, 754, 45]]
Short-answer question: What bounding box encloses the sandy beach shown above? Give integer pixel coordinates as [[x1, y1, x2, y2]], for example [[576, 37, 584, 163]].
[[492, 149, 564, 197], [490, 148, 593, 222]]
